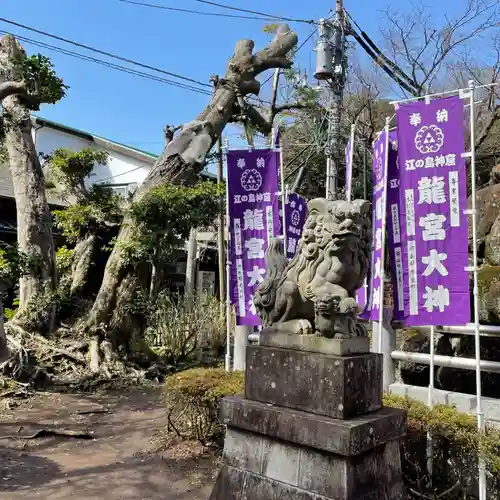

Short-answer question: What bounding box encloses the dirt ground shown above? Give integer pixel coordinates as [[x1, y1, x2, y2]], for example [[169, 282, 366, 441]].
[[0, 387, 217, 499]]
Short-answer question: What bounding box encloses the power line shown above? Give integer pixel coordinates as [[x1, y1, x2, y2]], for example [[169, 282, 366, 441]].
[[191, 0, 315, 24], [0, 17, 212, 89], [0, 30, 213, 95], [349, 29, 419, 97], [344, 9, 419, 91], [118, 0, 277, 21]]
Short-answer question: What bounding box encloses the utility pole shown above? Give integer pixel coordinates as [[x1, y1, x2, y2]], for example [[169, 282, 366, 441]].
[[315, 0, 347, 200]]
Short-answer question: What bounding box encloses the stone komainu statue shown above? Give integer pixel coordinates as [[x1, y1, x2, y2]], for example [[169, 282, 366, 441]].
[[253, 198, 371, 339]]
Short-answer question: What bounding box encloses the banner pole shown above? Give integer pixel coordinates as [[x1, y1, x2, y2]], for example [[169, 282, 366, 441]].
[[468, 80, 486, 500], [426, 325, 435, 478], [347, 123, 355, 202], [223, 138, 232, 372], [377, 117, 391, 355], [274, 125, 288, 251]]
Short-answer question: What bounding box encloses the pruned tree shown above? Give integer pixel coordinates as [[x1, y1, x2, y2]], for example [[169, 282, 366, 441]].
[[0, 245, 36, 360], [0, 35, 67, 331], [47, 148, 122, 297], [84, 25, 299, 354]]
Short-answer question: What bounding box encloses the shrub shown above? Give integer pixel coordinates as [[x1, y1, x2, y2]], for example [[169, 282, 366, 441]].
[[55, 245, 74, 277], [385, 394, 500, 499], [3, 298, 20, 321], [145, 293, 228, 364], [163, 367, 244, 446]]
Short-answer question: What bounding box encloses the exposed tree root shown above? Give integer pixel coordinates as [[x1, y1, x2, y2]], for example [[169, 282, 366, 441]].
[[0, 322, 174, 395], [0, 428, 94, 440]]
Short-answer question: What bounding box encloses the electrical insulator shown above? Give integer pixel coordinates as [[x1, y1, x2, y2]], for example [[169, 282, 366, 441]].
[[314, 40, 333, 80]]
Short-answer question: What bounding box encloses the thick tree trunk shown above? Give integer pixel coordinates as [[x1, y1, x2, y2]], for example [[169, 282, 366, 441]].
[[85, 26, 298, 352], [0, 285, 8, 361], [70, 233, 98, 297], [3, 96, 57, 324]]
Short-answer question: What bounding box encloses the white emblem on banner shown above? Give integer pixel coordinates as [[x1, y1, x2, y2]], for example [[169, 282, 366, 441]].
[[415, 125, 444, 154], [291, 210, 300, 226], [241, 169, 263, 191]]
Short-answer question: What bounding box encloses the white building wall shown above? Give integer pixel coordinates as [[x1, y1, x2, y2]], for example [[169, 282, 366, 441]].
[[32, 126, 154, 190], [34, 125, 92, 157], [91, 150, 151, 186]]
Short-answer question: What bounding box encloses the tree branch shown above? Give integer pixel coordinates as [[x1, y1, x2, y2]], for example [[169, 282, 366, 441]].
[[274, 102, 310, 114], [244, 101, 311, 136], [163, 125, 182, 147], [0, 80, 27, 101], [252, 25, 298, 75]]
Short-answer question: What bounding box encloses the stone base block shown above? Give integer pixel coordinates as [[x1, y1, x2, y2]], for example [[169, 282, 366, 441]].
[[210, 427, 406, 500], [259, 329, 371, 355], [220, 396, 406, 456], [245, 345, 382, 419]]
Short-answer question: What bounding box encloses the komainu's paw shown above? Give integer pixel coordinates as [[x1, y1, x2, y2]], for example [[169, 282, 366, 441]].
[[297, 319, 313, 335], [339, 297, 358, 314]]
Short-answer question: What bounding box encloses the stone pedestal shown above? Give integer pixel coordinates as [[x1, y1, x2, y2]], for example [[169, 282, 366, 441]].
[[209, 331, 407, 500]]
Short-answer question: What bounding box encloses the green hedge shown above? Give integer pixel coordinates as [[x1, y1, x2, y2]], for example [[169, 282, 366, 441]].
[[163, 368, 500, 498], [163, 367, 244, 446], [385, 394, 500, 498]]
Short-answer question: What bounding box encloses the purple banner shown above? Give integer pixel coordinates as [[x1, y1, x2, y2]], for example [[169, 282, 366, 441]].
[[280, 193, 308, 260], [345, 137, 353, 201], [367, 130, 388, 321], [227, 149, 280, 326], [396, 96, 470, 326], [386, 131, 405, 321]]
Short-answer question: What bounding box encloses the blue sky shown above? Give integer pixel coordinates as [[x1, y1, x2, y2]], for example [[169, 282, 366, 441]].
[[1, 0, 480, 161]]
